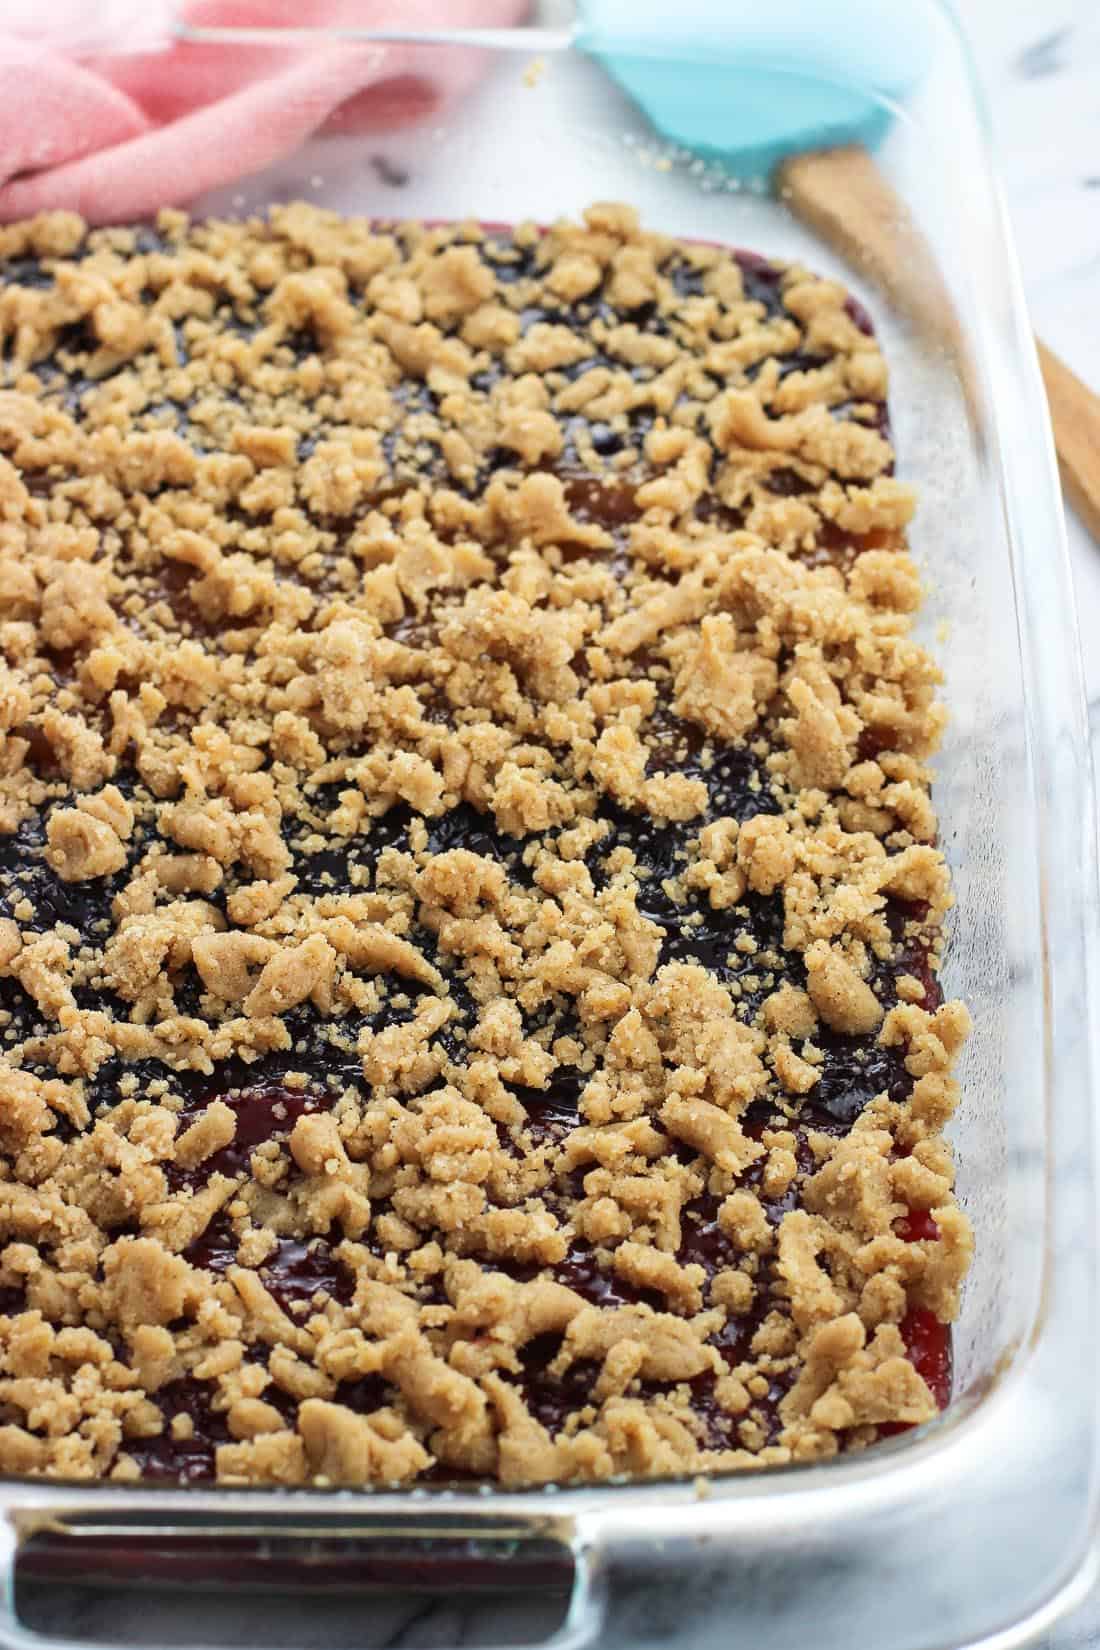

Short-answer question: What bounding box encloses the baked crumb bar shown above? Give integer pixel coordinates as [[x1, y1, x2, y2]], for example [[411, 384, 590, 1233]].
[[0, 202, 971, 1487]]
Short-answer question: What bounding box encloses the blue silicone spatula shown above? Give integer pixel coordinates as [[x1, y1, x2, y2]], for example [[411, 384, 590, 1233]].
[[572, 0, 931, 186]]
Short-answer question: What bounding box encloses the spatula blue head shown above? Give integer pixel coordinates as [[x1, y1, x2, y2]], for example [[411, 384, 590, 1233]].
[[575, 0, 932, 184]]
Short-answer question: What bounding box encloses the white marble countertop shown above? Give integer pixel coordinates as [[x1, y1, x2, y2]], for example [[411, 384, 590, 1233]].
[[14, 4, 1100, 1649]]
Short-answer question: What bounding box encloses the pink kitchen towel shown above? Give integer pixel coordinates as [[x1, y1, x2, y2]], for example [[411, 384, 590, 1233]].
[[0, 0, 527, 224]]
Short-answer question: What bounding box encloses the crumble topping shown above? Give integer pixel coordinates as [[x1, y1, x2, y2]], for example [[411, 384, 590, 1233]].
[[0, 202, 970, 1487]]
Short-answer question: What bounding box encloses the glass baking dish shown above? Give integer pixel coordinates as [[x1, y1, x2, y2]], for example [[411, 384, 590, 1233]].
[[0, 3, 1097, 1647]]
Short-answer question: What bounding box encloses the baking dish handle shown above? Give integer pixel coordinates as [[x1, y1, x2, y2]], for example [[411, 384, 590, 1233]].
[[0, 1510, 609, 1650]]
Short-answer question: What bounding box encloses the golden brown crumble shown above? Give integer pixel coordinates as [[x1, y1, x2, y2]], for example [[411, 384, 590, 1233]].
[[0, 202, 969, 1488]]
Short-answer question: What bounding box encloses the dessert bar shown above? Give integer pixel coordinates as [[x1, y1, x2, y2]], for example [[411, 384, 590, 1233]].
[[0, 203, 971, 1486]]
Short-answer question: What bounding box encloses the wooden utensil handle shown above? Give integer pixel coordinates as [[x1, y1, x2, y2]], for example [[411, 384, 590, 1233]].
[[781, 146, 1100, 543], [779, 146, 968, 373], [1036, 341, 1100, 544]]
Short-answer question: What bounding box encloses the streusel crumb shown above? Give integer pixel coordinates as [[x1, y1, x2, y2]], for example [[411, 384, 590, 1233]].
[[0, 203, 969, 1487]]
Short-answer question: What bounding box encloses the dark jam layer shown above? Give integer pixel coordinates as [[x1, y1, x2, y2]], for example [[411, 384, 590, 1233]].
[[0, 235, 945, 1482]]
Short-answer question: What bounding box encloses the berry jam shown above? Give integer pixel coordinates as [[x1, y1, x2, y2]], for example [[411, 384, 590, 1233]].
[[899, 1309, 951, 1410]]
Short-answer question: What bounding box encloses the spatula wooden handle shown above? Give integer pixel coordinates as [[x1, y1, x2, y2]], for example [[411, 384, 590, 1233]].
[[779, 146, 968, 378], [780, 146, 1100, 543], [1036, 341, 1100, 545]]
